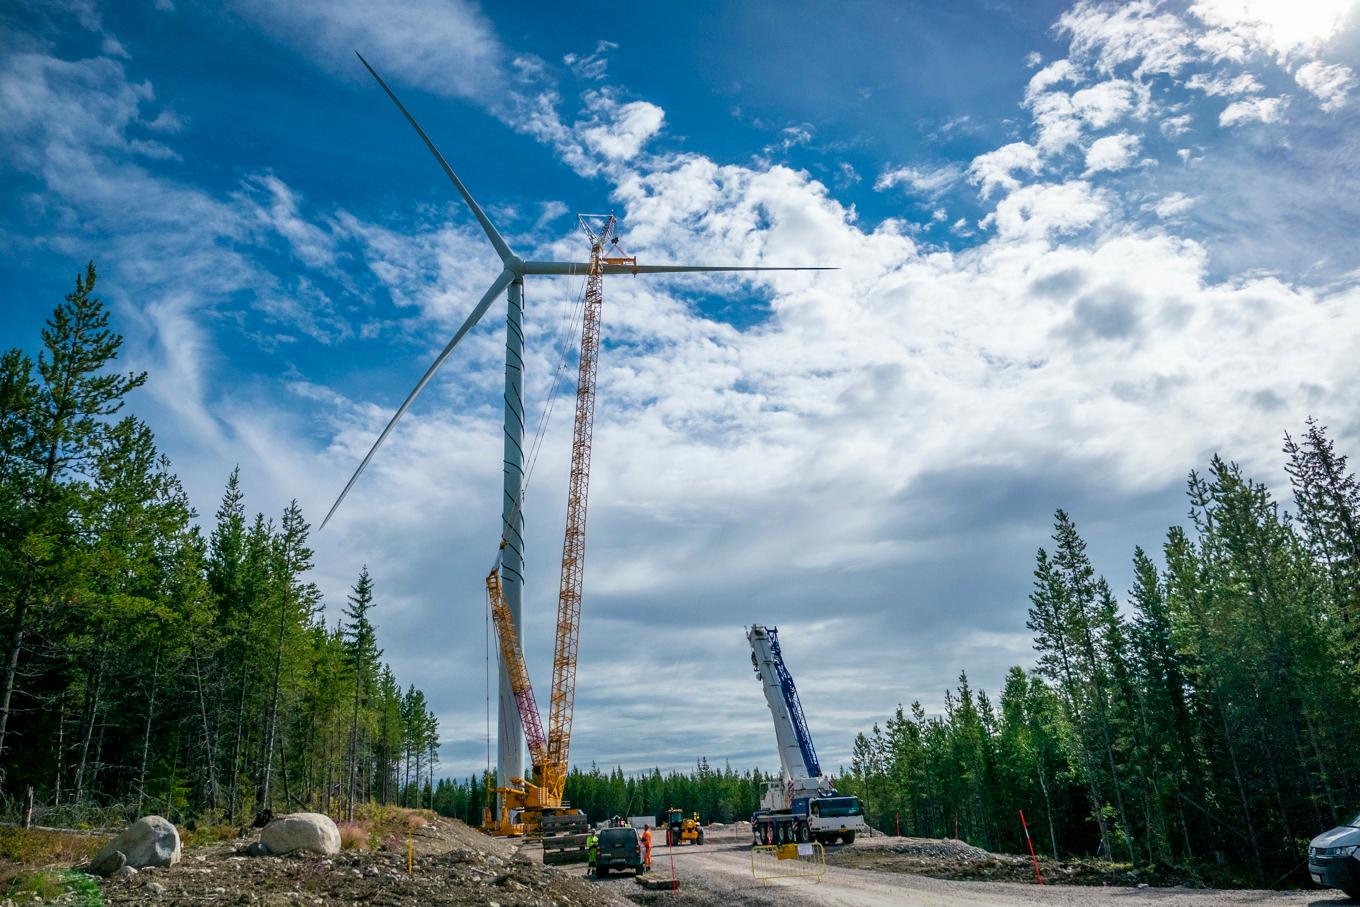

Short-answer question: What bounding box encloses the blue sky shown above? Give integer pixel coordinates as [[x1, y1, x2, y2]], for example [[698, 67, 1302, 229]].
[[3, 0, 1359, 782]]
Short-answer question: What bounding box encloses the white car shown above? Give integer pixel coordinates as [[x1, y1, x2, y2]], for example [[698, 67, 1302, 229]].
[[1308, 813, 1360, 900]]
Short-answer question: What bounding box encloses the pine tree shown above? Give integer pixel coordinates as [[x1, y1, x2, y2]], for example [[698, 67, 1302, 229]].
[[343, 567, 380, 820], [0, 263, 145, 759]]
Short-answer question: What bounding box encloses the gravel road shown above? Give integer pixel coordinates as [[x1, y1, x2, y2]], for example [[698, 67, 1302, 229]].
[[555, 834, 1355, 907]]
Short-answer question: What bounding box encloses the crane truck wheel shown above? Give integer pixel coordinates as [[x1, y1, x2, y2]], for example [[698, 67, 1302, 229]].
[[844, 832, 856, 844], [795, 822, 809, 843], [697, 829, 704, 845]]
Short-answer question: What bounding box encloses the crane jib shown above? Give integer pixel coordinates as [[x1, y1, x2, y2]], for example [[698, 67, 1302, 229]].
[[766, 627, 822, 779]]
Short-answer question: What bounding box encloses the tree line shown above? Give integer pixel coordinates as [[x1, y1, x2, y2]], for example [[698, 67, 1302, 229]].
[[841, 425, 1360, 881], [0, 264, 441, 823], [431, 759, 775, 827]]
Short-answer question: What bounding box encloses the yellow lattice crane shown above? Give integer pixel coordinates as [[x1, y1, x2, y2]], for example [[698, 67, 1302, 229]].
[[483, 216, 630, 836]]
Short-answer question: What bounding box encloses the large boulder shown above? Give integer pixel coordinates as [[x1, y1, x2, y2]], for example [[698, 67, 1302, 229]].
[[90, 816, 181, 876], [259, 812, 341, 856]]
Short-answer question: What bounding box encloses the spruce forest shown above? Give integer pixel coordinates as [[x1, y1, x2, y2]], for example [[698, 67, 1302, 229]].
[[0, 265, 441, 824], [839, 438, 1360, 881]]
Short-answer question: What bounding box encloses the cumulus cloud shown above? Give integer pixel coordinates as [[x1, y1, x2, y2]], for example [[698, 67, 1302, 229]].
[[967, 142, 1042, 198], [1294, 60, 1357, 112], [1150, 192, 1196, 218], [874, 163, 964, 198], [1219, 95, 1288, 126], [1083, 133, 1140, 174], [981, 180, 1108, 239], [577, 92, 665, 162], [1160, 113, 1192, 137], [1189, 0, 1354, 61], [1186, 71, 1264, 96]]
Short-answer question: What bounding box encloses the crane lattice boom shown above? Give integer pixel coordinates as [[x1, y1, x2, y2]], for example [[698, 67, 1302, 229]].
[[542, 216, 622, 800], [485, 562, 548, 776]]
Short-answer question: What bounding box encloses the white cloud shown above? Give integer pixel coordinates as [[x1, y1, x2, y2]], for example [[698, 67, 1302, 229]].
[[1026, 58, 1080, 99], [1071, 78, 1143, 127], [874, 163, 964, 198], [577, 92, 665, 162], [233, 0, 503, 101], [1084, 133, 1141, 175], [1059, 1, 1197, 77], [1161, 113, 1193, 137], [563, 39, 618, 81], [1186, 71, 1264, 96], [1189, 0, 1354, 61], [967, 142, 1042, 199], [1295, 60, 1357, 112], [980, 180, 1108, 239], [1150, 192, 1197, 218], [1219, 95, 1288, 126]]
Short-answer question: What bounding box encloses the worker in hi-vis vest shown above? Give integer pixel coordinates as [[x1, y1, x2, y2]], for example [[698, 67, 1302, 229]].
[[641, 824, 652, 868], [586, 828, 599, 875]]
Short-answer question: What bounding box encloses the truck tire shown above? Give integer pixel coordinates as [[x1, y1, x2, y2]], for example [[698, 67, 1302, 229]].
[[697, 830, 704, 845], [597, 866, 608, 878], [795, 822, 810, 843], [753, 827, 762, 846], [1343, 889, 1360, 901], [843, 832, 856, 844]]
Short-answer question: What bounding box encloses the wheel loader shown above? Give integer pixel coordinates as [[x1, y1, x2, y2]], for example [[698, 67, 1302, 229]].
[[662, 808, 704, 846]]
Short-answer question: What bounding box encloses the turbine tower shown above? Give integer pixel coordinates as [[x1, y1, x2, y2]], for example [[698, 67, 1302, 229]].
[[325, 53, 827, 813]]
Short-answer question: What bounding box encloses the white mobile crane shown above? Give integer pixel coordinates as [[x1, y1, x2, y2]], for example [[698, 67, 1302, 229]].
[[747, 625, 867, 846]]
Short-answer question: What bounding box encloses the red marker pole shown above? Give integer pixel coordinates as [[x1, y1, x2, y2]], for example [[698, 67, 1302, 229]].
[[1019, 810, 1043, 885]]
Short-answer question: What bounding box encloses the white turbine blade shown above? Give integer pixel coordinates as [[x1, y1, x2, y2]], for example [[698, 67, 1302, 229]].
[[356, 52, 515, 266], [606, 264, 835, 275], [521, 260, 835, 276], [321, 269, 515, 530]]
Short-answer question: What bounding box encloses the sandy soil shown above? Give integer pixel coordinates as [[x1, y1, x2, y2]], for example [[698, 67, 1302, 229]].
[[559, 829, 1355, 907]]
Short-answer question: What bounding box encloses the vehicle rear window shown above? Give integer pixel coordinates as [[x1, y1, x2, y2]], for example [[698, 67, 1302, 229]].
[[600, 828, 637, 844]]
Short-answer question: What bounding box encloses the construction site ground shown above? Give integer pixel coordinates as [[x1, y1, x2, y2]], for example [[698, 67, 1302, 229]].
[[554, 825, 1352, 906], [4, 815, 1354, 906]]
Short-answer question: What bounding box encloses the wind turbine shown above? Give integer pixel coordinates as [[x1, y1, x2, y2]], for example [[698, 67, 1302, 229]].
[[325, 52, 828, 814]]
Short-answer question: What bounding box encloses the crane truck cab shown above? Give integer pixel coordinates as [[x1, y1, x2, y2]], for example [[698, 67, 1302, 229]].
[[752, 781, 866, 846], [746, 625, 868, 847]]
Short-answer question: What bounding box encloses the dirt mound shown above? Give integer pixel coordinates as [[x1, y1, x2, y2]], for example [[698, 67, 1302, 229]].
[[90, 815, 630, 906], [828, 836, 1205, 888], [853, 836, 996, 862]]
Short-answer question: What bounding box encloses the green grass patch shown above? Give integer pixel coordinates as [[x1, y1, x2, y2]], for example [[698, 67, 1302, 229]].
[[3, 869, 101, 905]]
